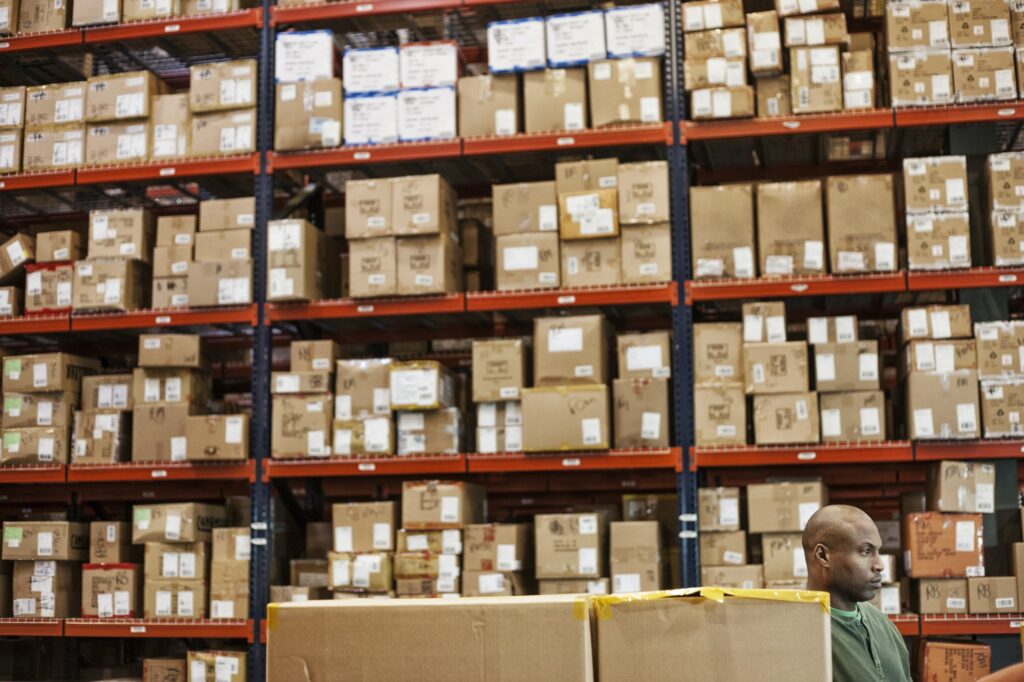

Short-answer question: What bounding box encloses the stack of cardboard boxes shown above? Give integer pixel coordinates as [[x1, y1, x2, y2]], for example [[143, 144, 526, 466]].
[[72, 371, 133, 465], [3, 520, 87, 618], [978, 320, 1024, 436], [810, 315, 884, 442], [188, 59, 256, 158], [84, 70, 158, 166], [461, 522, 532, 597], [986, 151, 1024, 267], [266, 217, 335, 303], [472, 338, 526, 454], [345, 174, 462, 299], [75, 207, 152, 313], [190, 196, 255, 307], [275, 48, 342, 151], [271, 342, 335, 458], [81, 521, 140, 619], [333, 352, 393, 458], [330, 500, 397, 597], [903, 156, 971, 270], [210, 527, 251, 619], [25, 229, 80, 314]]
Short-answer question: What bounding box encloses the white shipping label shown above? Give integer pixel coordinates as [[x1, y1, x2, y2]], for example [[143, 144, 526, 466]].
[[765, 255, 793, 275], [235, 535, 251, 561], [793, 548, 808, 577], [804, 240, 824, 270], [225, 417, 244, 444], [33, 363, 47, 388], [578, 547, 598, 574], [976, 482, 994, 513], [504, 246, 538, 271], [307, 430, 326, 456], [440, 496, 460, 523], [406, 534, 428, 551], [162, 553, 179, 577], [582, 417, 602, 445], [996, 597, 1016, 609], [949, 235, 969, 264], [808, 318, 828, 345], [613, 573, 641, 594], [97, 593, 113, 618], [743, 314, 764, 342], [929, 311, 952, 339], [860, 408, 881, 436], [442, 530, 462, 554], [798, 502, 819, 530], [821, 409, 842, 437], [935, 344, 956, 373], [165, 512, 181, 540], [548, 327, 584, 353], [332, 559, 350, 587], [156, 591, 172, 616], [955, 521, 975, 551], [497, 543, 519, 571], [766, 316, 786, 343], [478, 573, 506, 594], [641, 412, 662, 440], [719, 498, 739, 527], [626, 344, 663, 371], [914, 408, 935, 437], [733, 247, 754, 277], [37, 401, 52, 426], [178, 591, 194, 616], [956, 403, 977, 433], [373, 523, 391, 550], [335, 526, 353, 553], [114, 591, 130, 616], [859, 353, 878, 381], [579, 514, 598, 535], [816, 354, 836, 382], [908, 309, 929, 337], [946, 179, 966, 206], [36, 532, 53, 556]]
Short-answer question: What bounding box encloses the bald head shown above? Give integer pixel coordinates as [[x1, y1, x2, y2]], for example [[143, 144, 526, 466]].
[[802, 505, 876, 554], [802, 504, 885, 610]]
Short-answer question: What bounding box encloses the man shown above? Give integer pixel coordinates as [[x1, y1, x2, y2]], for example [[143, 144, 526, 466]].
[[803, 504, 910, 682]]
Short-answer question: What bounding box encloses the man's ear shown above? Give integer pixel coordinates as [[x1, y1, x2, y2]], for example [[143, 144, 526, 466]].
[[814, 543, 829, 568]]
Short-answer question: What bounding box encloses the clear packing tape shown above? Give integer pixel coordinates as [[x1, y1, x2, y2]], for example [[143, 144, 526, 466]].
[[588, 586, 831, 620]]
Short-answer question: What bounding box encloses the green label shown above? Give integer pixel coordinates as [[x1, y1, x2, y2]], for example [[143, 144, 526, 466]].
[[3, 526, 22, 542], [4, 396, 21, 412], [3, 432, 20, 448], [4, 359, 20, 376], [133, 508, 151, 524]]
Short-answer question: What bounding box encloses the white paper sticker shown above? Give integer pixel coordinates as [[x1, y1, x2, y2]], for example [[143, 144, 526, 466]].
[[860, 408, 881, 437], [440, 496, 460, 523], [798, 502, 819, 530], [165, 512, 182, 540], [793, 548, 808, 577], [914, 408, 935, 437], [548, 328, 584, 353], [976, 482, 994, 513], [579, 514, 598, 535], [37, 532, 53, 557], [582, 417, 602, 445], [578, 547, 598, 574], [766, 316, 786, 343], [955, 521, 975, 551], [821, 409, 842, 437], [956, 403, 977, 433], [719, 498, 739, 527], [334, 526, 353, 553], [641, 412, 662, 440]]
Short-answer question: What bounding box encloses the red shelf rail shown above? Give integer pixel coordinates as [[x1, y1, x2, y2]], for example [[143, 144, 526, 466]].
[[463, 123, 672, 155], [914, 439, 1024, 461], [0, 464, 66, 483], [466, 447, 682, 473], [0, 313, 71, 335], [71, 305, 258, 331], [67, 460, 255, 483], [64, 618, 253, 640], [264, 454, 467, 479], [684, 109, 894, 141], [692, 442, 914, 470], [889, 614, 920, 637], [686, 272, 907, 303], [272, 0, 458, 24], [76, 155, 258, 185], [919, 613, 1024, 636], [0, 170, 76, 191], [267, 294, 464, 321], [270, 140, 461, 171], [0, 618, 63, 637], [83, 9, 260, 42], [894, 102, 1024, 127], [466, 283, 676, 312], [906, 267, 1024, 291]]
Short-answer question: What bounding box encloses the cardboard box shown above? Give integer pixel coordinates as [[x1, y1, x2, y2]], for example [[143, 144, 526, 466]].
[[290, 558, 328, 587], [1, 426, 68, 465], [391, 174, 456, 237], [746, 481, 826, 534], [267, 219, 326, 302], [72, 0, 119, 24], [0, 285, 19, 316], [535, 512, 607, 578], [903, 155, 968, 213], [495, 232, 560, 290], [588, 57, 662, 127], [903, 512, 984, 577], [137, 334, 201, 368], [820, 390, 886, 441], [271, 371, 332, 396], [545, 10, 607, 67], [806, 316, 858, 346], [194, 229, 250, 262], [684, 27, 747, 58], [700, 564, 764, 588], [343, 92, 398, 145], [533, 314, 608, 386], [290, 340, 339, 374], [953, 47, 1017, 101], [2, 521, 87, 560], [462, 571, 532, 597], [968, 576, 1017, 613], [213, 528, 250, 565], [456, 74, 519, 138], [521, 384, 609, 451], [131, 502, 227, 544], [691, 183, 756, 278], [783, 13, 847, 48], [0, 129, 20, 173], [22, 126, 84, 171], [889, 50, 954, 106], [927, 460, 996, 513], [560, 237, 620, 287], [0, 0, 17, 31], [813, 341, 879, 392], [152, 276, 189, 308], [900, 304, 973, 344], [156, 215, 195, 247], [537, 578, 609, 594], [199, 197, 254, 231], [191, 108, 256, 157], [185, 414, 248, 462], [12, 560, 79, 617], [81, 564, 140, 617], [81, 374, 132, 412], [987, 151, 1024, 211], [72, 409, 131, 465], [88, 208, 153, 261], [756, 180, 825, 276], [335, 359, 391, 420], [774, 0, 839, 15], [900, 339, 977, 379], [594, 590, 830, 681], [2, 391, 76, 429], [132, 369, 210, 408], [610, 521, 661, 593], [151, 242, 191, 279], [85, 71, 156, 122], [906, 369, 980, 439], [487, 16, 545, 72], [25, 263, 72, 313], [618, 161, 669, 225], [761, 532, 807, 583], [886, 0, 951, 51], [698, 487, 741, 532], [348, 236, 397, 299], [463, 524, 528, 572], [868, 583, 901, 614], [345, 178, 392, 239], [693, 323, 743, 384], [187, 651, 245, 682], [841, 50, 875, 109], [396, 232, 461, 295], [186, 259, 252, 306], [399, 41, 457, 89], [693, 385, 746, 446], [555, 158, 618, 195], [747, 11, 783, 74], [189, 59, 255, 113], [2, 352, 100, 394], [743, 342, 809, 395], [699, 530, 746, 566], [143, 541, 208, 580], [18, 0, 67, 33], [72, 258, 148, 312], [331, 417, 394, 456], [558, 188, 618, 241], [907, 211, 972, 269], [613, 377, 669, 448], [825, 175, 897, 272], [143, 579, 205, 618], [122, 0, 177, 20], [396, 407, 461, 455], [275, 78, 342, 151], [269, 585, 329, 602], [756, 75, 793, 115], [621, 223, 672, 283], [151, 93, 189, 159], [401, 480, 486, 530], [618, 330, 671, 379], [392, 551, 457, 583], [916, 578, 968, 613], [684, 57, 748, 90], [398, 529, 463, 555], [35, 230, 80, 263], [389, 361, 455, 410], [919, 642, 991, 680], [144, 659, 187, 682], [950, 0, 1012, 47], [523, 68, 587, 133], [271, 395, 332, 458], [982, 378, 1024, 436], [472, 338, 526, 402], [266, 596, 594, 681], [89, 521, 130, 564], [988, 208, 1024, 265], [790, 46, 842, 113]]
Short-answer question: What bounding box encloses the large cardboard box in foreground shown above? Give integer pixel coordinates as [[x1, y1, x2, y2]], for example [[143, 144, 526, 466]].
[[266, 596, 595, 681], [593, 588, 830, 681]]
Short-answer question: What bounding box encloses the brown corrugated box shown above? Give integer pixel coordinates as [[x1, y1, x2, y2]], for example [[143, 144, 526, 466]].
[[2, 352, 100, 394], [949, 0, 1012, 47], [842, 51, 875, 109], [130, 404, 195, 462], [72, 409, 131, 465], [698, 487, 741, 532], [199, 197, 255, 231], [464, 523, 529, 572], [132, 368, 210, 406], [885, 0, 950, 50], [689, 86, 755, 119], [328, 552, 393, 592], [761, 532, 807, 583], [335, 358, 391, 420], [746, 480, 826, 533], [348, 236, 397, 298], [36, 230, 81, 262], [396, 232, 462, 295], [521, 384, 610, 451], [899, 339, 976, 379], [588, 58, 663, 127], [25, 264, 73, 313], [71, 0, 118, 24], [81, 374, 132, 411], [187, 651, 245, 682], [523, 68, 587, 133], [744, 304, 790, 341], [775, 0, 839, 15], [185, 415, 248, 461], [456, 74, 519, 138], [610, 521, 662, 592], [143, 579, 205, 618], [618, 331, 671, 379], [783, 13, 848, 47], [492, 181, 558, 236], [790, 46, 842, 113], [187, 259, 252, 306], [747, 11, 783, 74], [981, 378, 1024, 436], [81, 563, 140, 617], [18, 0, 67, 33], [699, 529, 746, 566], [558, 188, 618, 240], [535, 512, 608, 579], [684, 28, 747, 59], [700, 564, 764, 588], [89, 521, 131, 563], [556, 158, 618, 195], [12, 560, 79, 617], [680, 0, 744, 32], [927, 460, 995, 512], [275, 78, 342, 151], [88, 208, 153, 261], [143, 659, 187, 681], [820, 390, 886, 441], [900, 304, 973, 344], [537, 578, 609, 594], [156, 215, 196, 247], [613, 377, 669, 448], [331, 417, 393, 456], [825, 174, 897, 272], [903, 155, 968, 212], [968, 576, 1017, 613], [561, 238, 619, 287], [392, 174, 457, 237], [462, 571, 532, 597], [194, 229, 250, 262], [144, 541, 208, 580], [813, 340, 879, 392], [694, 384, 746, 446], [389, 360, 455, 410], [398, 529, 463, 555], [903, 512, 984, 577], [401, 480, 485, 530], [290, 558, 328, 587], [690, 184, 755, 279], [618, 161, 669, 225], [1, 426, 68, 465], [191, 108, 256, 157], [988, 208, 1024, 265], [916, 577, 968, 613], [271, 395, 332, 458], [496, 232, 560, 290], [2, 391, 76, 429], [693, 323, 743, 384], [534, 314, 608, 386], [756, 180, 825, 276], [0, 285, 19, 316], [122, 0, 177, 20], [756, 74, 792, 116], [683, 57, 747, 90], [267, 218, 330, 302], [0, 129, 20, 173], [22, 126, 84, 171], [396, 407, 461, 455], [73, 258, 148, 312], [743, 342, 809, 394], [346, 178, 392, 239], [906, 211, 972, 269], [472, 338, 526, 402], [151, 93, 190, 159], [131, 502, 227, 544], [919, 642, 991, 680], [85, 71, 157, 122], [291, 340, 340, 373], [0, 233, 32, 284], [889, 50, 954, 106], [152, 276, 189, 308], [621, 223, 672, 283], [0, 0, 16, 32], [2, 520, 88, 560], [953, 47, 1017, 102], [138, 334, 202, 368], [905, 370, 980, 439], [189, 59, 256, 113]]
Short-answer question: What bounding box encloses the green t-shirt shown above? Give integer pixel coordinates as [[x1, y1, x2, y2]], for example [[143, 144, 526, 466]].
[[830, 602, 911, 682]]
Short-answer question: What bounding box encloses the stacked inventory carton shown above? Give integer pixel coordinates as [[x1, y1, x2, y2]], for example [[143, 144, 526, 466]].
[[681, 0, 754, 119], [2, 352, 100, 465], [71, 372, 133, 465], [81, 521, 140, 618], [786, 11, 848, 114], [333, 353, 394, 457], [271, 344, 334, 458], [461, 523, 533, 596], [133, 502, 228, 618], [521, 313, 612, 451], [188, 59, 257, 158], [275, 39, 343, 151], [395, 42, 458, 143], [609, 521, 662, 593], [949, 0, 1016, 102], [457, 198, 495, 291], [3, 520, 87, 618], [492, 177, 561, 291], [622, 493, 682, 588], [986, 152, 1024, 266], [919, 642, 991, 679], [396, 481, 485, 597], [22, 80, 85, 172], [618, 160, 672, 285], [809, 315, 886, 442], [132, 335, 214, 462], [151, 91, 190, 161], [341, 41, 400, 145], [392, 360, 462, 456], [74, 207, 152, 312], [613, 331, 671, 448], [903, 156, 971, 270], [266, 217, 335, 303], [472, 338, 526, 454], [26, 229, 80, 314], [689, 182, 756, 279], [977, 320, 1024, 436], [885, 0, 954, 105], [84, 70, 158, 166], [190, 196, 255, 307], [751, 480, 826, 588], [825, 174, 898, 273], [900, 304, 981, 440], [187, 651, 247, 682], [346, 174, 462, 298], [757, 179, 825, 277], [535, 511, 612, 594], [457, 71, 520, 138], [152, 214, 195, 308], [693, 320, 746, 446], [699, 486, 762, 587], [210, 527, 250, 619], [332, 501, 398, 596], [742, 302, 820, 445], [0, 85, 23, 174]]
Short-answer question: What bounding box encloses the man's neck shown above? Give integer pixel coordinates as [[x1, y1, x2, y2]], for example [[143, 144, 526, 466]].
[[829, 592, 857, 611]]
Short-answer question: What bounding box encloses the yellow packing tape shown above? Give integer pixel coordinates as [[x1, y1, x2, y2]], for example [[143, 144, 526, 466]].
[[267, 603, 279, 632], [573, 598, 589, 621], [590, 587, 830, 620]]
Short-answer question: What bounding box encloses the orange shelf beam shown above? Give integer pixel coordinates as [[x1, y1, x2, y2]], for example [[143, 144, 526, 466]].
[[264, 454, 467, 479], [64, 618, 253, 640], [889, 614, 920, 637], [0, 313, 70, 335], [466, 447, 681, 473], [67, 461, 255, 483], [76, 155, 257, 185], [270, 140, 461, 171], [466, 283, 676, 312], [0, 618, 63, 637], [83, 9, 260, 42], [914, 440, 1024, 461], [686, 272, 907, 303], [919, 614, 1024, 636], [272, 0, 459, 24], [267, 294, 464, 321], [462, 123, 672, 155], [0, 170, 75, 191], [71, 305, 257, 331], [895, 102, 1024, 127], [684, 109, 894, 141], [692, 442, 914, 470], [0, 464, 66, 483], [906, 267, 1024, 291]]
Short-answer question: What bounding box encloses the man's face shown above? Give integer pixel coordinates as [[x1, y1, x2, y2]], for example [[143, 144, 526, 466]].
[[826, 518, 885, 604]]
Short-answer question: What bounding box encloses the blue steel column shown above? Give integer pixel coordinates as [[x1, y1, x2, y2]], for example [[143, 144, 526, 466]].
[[249, 0, 274, 678], [665, 0, 699, 587]]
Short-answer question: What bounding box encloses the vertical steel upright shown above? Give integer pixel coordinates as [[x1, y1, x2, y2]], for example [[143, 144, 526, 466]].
[[665, 0, 699, 586], [248, 0, 275, 677]]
